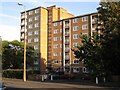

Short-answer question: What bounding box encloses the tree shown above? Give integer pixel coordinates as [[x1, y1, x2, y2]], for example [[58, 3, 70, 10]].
[[72, 1, 120, 79], [2, 40, 35, 70], [97, 1, 120, 75]]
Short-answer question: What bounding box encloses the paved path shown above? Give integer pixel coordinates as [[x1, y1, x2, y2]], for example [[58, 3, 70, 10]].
[[2, 78, 119, 90]]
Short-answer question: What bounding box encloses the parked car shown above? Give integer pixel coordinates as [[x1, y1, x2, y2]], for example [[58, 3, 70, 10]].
[[0, 82, 6, 90]]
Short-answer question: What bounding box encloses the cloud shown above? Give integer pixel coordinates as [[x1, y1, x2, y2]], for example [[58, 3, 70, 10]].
[[0, 13, 19, 20], [0, 24, 20, 41]]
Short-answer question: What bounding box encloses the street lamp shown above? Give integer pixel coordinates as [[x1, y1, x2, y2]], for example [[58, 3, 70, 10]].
[[18, 3, 27, 82]]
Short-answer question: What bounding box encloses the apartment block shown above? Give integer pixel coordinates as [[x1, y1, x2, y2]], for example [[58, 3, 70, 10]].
[[20, 5, 74, 74], [51, 13, 98, 74], [20, 5, 98, 74]]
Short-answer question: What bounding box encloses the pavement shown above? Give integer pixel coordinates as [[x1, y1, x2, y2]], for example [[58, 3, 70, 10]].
[[2, 78, 120, 90]]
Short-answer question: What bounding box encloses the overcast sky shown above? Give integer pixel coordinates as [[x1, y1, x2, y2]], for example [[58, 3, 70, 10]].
[[0, 0, 100, 41]]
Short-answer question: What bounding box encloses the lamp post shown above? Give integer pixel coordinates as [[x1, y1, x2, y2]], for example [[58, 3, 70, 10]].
[[18, 3, 27, 82]]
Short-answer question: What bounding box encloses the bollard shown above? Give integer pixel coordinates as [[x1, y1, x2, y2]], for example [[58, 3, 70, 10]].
[[51, 75, 53, 80], [103, 77, 106, 83], [42, 75, 44, 81], [96, 77, 98, 84]]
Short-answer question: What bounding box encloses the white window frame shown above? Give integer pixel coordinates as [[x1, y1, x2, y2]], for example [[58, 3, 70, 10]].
[[34, 30, 39, 35], [82, 16, 88, 22], [35, 23, 39, 28], [73, 26, 78, 31], [82, 24, 88, 30], [35, 16, 39, 20], [29, 11, 33, 15], [73, 34, 79, 39], [34, 38, 39, 42], [34, 45, 39, 50], [54, 29, 58, 34], [73, 18, 78, 23], [73, 67, 79, 73], [54, 52, 58, 56], [73, 59, 79, 64], [73, 42, 78, 47], [28, 39, 32, 43], [28, 17, 32, 22], [35, 9, 39, 13], [28, 24, 32, 29], [54, 22, 58, 26], [54, 44, 59, 48], [54, 37, 58, 41], [28, 31, 32, 36]]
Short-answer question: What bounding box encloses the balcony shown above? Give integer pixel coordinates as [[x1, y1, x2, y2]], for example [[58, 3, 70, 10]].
[[65, 47, 70, 52], [65, 55, 70, 60], [65, 39, 69, 44], [65, 60, 70, 66], [65, 32, 69, 36], [21, 29, 24, 32], [65, 24, 69, 28]]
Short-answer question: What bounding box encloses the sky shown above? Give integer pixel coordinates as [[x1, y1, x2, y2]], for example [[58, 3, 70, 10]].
[[0, 0, 100, 41]]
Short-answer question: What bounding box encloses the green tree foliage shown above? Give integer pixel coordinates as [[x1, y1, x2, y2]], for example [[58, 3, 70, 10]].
[[2, 40, 35, 70], [97, 1, 120, 75], [72, 1, 120, 77]]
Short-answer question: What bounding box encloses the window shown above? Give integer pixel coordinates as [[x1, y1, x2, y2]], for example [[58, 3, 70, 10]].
[[28, 39, 32, 43], [54, 22, 58, 26], [82, 67, 88, 73], [54, 29, 58, 34], [35, 9, 39, 13], [34, 45, 39, 50], [73, 67, 79, 73], [82, 33, 88, 36], [74, 59, 79, 64], [28, 24, 32, 29], [73, 18, 78, 23], [35, 23, 39, 28], [28, 31, 32, 36], [54, 60, 58, 64], [82, 24, 88, 30], [34, 38, 39, 42], [73, 26, 78, 31], [60, 21, 62, 25], [29, 11, 33, 15], [28, 17, 32, 22], [60, 44, 62, 48], [54, 52, 58, 56], [54, 44, 59, 48], [82, 16, 88, 22], [73, 42, 78, 47], [60, 29, 62, 33], [35, 16, 39, 20], [73, 34, 79, 39], [54, 37, 58, 41], [34, 30, 39, 35]]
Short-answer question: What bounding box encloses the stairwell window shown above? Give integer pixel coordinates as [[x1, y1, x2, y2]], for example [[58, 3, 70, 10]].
[[54, 37, 58, 41], [54, 52, 58, 56], [54, 22, 58, 26]]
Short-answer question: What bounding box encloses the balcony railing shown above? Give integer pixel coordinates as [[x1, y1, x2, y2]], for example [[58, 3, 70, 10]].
[[65, 32, 69, 36], [65, 24, 69, 28], [65, 40, 69, 44], [65, 55, 70, 60], [65, 47, 70, 52]]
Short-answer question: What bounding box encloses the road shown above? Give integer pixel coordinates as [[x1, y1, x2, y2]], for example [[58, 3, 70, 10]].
[[3, 78, 119, 90]]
